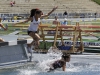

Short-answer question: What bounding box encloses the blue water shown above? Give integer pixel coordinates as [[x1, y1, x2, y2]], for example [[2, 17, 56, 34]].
[[0, 53, 100, 75], [0, 64, 100, 75]]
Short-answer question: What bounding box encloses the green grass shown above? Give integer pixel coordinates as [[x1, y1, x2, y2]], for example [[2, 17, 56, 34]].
[[83, 39, 100, 42], [1, 21, 100, 36], [0, 30, 13, 35], [92, 0, 100, 5], [0, 23, 15, 35], [0, 21, 99, 47]]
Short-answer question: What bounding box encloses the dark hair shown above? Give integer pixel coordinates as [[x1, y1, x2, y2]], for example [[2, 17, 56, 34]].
[[30, 8, 39, 17], [35, 10, 42, 15], [62, 53, 70, 61]]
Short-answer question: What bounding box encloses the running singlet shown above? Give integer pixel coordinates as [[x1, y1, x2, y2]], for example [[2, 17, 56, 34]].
[[53, 60, 64, 69], [28, 16, 40, 31]]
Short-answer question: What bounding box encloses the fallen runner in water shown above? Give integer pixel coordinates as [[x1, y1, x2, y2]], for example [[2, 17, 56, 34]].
[[47, 53, 70, 72]]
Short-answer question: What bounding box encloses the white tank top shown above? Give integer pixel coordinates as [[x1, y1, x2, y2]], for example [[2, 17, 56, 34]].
[[28, 16, 40, 31]]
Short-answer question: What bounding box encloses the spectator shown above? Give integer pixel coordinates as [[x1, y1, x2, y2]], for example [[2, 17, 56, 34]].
[[61, 18, 68, 25], [10, 1, 14, 7], [2, 15, 6, 22], [52, 16, 60, 25], [10, 1, 15, 7], [94, 12, 97, 18], [63, 11, 68, 18], [48, 16, 60, 34]]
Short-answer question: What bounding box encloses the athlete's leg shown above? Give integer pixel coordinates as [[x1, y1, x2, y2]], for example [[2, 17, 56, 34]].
[[0, 38, 4, 42], [29, 32, 40, 48]]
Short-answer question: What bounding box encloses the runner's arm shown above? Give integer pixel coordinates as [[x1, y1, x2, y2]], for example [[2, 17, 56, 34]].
[[0, 24, 7, 30], [13, 17, 32, 25], [41, 6, 58, 18], [62, 64, 66, 71]]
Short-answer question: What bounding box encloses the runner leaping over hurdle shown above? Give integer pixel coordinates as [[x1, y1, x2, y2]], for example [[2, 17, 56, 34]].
[[13, 6, 58, 52]]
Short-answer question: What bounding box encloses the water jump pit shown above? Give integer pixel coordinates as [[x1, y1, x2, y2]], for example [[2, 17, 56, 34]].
[[0, 40, 100, 75], [0, 52, 100, 75]]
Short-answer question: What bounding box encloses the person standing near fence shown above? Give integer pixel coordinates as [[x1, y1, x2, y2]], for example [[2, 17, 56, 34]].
[[48, 16, 60, 34], [63, 11, 68, 18], [94, 12, 97, 18], [61, 18, 68, 25], [52, 16, 60, 25]]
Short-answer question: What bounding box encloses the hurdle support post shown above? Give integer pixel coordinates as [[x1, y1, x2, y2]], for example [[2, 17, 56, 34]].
[[76, 22, 84, 53]]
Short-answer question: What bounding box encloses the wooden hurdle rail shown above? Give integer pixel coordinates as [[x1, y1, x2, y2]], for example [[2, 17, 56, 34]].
[[8, 22, 100, 53], [39, 22, 100, 53], [39, 23, 84, 53], [8, 24, 29, 31]]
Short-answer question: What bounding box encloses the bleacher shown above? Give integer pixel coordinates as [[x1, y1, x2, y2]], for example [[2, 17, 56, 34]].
[[0, 0, 100, 18], [0, 0, 100, 13]]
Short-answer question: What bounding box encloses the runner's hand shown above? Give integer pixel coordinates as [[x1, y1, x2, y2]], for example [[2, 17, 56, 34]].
[[53, 6, 58, 11]]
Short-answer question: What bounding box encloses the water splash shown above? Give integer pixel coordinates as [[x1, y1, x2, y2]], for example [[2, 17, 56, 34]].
[[31, 47, 63, 72], [0, 50, 100, 75], [0, 58, 100, 75], [47, 46, 62, 58]]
